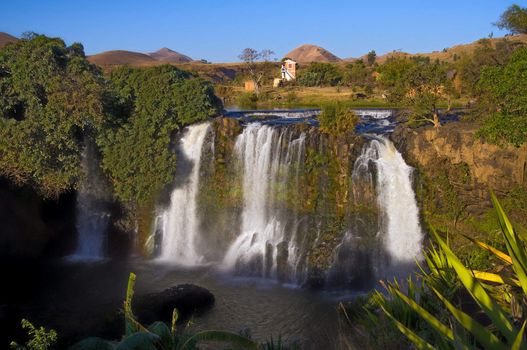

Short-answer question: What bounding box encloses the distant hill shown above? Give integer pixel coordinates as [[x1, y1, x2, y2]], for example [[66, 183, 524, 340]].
[[0, 32, 18, 48], [87, 50, 157, 66], [148, 47, 192, 63], [345, 34, 527, 64], [284, 44, 341, 63]]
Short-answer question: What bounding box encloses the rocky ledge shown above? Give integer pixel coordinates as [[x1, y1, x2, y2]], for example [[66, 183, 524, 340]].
[[134, 284, 215, 323]]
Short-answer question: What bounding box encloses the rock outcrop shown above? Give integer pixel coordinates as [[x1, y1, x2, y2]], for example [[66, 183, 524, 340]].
[[392, 122, 527, 215]]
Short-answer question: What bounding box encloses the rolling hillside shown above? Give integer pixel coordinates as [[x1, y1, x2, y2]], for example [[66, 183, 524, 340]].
[[0, 32, 18, 48], [284, 44, 341, 63], [148, 47, 192, 62], [87, 50, 157, 66]]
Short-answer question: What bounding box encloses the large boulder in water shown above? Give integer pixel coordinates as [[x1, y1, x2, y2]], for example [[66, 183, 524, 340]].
[[133, 284, 215, 324]]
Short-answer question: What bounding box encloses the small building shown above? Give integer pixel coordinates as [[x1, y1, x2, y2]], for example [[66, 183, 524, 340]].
[[281, 59, 296, 81]]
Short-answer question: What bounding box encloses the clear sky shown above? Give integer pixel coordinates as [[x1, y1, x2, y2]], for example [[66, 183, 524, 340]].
[[1, 1, 525, 62]]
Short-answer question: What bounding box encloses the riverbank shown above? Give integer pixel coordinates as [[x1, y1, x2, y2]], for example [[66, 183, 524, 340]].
[[217, 84, 469, 110]]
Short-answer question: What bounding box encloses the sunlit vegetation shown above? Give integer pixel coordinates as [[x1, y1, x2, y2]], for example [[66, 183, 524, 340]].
[[342, 193, 527, 349], [0, 34, 222, 205]]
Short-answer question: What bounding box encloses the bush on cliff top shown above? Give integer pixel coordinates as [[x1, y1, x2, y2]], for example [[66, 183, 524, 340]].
[[318, 103, 359, 136], [99, 65, 222, 205], [0, 34, 223, 204], [0, 33, 109, 197], [476, 47, 527, 147]]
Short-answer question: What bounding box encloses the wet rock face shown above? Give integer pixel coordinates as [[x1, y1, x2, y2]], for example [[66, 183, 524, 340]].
[[392, 122, 527, 214], [0, 179, 77, 259], [134, 284, 215, 324]]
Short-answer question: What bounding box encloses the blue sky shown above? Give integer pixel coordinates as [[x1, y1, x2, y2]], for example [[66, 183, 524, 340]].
[[1, 1, 524, 62]]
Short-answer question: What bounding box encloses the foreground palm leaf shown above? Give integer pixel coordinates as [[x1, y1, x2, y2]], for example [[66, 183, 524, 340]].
[[380, 193, 527, 350]]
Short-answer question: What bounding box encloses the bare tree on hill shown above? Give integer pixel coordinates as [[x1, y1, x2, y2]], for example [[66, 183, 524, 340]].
[[238, 48, 274, 96]]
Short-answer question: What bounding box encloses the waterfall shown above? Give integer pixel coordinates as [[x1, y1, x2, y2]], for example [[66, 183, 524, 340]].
[[222, 124, 305, 280], [159, 122, 211, 264], [154, 117, 422, 288], [355, 136, 422, 267], [73, 140, 110, 260]]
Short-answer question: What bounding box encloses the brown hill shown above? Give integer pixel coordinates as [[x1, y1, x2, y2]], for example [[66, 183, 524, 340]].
[[87, 50, 156, 66], [0, 32, 18, 48], [284, 44, 341, 63], [345, 34, 527, 64], [148, 47, 192, 63]]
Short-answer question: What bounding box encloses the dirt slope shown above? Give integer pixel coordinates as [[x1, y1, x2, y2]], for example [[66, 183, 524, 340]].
[[87, 50, 156, 65], [284, 44, 341, 63], [0, 32, 18, 48], [148, 47, 192, 62]]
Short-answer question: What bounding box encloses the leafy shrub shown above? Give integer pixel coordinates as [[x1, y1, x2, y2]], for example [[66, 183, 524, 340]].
[[237, 92, 258, 109], [10, 319, 57, 350], [0, 34, 109, 197], [376, 193, 527, 349], [318, 103, 359, 136], [297, 63, 343, 87], [99, 65, 222, 205], [475, 48, 527, 147]]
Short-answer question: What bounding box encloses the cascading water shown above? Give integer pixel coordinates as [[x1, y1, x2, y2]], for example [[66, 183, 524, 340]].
[[327, 136, 422, 287], [372, 137, 423, 265], [222, 124, 305, 281], [354, 136, 423, 266], [73, 140, 110, 260], [159, 122, 211, 264], [154, 113, 423, 288]]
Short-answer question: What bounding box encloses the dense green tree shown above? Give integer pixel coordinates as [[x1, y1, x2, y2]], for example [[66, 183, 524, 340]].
[[297, 62, 343, 87], [318, 103, 359, 136], [495, 4, 527, 34], [99, 65, 222, 205], [455, 38, 524, 96], [379, 57, 451, 128], [366, 50, 377, 66], [475, 47, 527, 147], [0, 34, 109, 197], [343, 59, 372, 88]]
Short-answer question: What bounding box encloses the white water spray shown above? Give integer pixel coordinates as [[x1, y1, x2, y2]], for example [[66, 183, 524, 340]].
[[222, 124, 305, 279], [73, 141, 109, 260], [358, 136, 423, 265], [159, 122, 211, 264]]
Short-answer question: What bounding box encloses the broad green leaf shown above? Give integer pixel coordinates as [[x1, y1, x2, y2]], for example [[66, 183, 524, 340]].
[[432, 229, 515, 342], [472, 270, 521, 287], [491, 192, 527, 296], [462, 234, 512, 265], [148, 321, 174, 349], [512, 321, 527, 350], [430, 287, 508, 350], [390, 287, 457, 344], [68, 337, 114, 350], [115, 332, 159, 350], [379, 304, 437, 350]]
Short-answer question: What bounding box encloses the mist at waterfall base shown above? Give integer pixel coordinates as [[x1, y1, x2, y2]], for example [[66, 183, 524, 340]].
[[157, 109, 422, 287], [2, 109, 424, 348]]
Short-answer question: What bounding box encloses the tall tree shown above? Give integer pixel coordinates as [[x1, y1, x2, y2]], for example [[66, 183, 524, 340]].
[[379, 57, 450, 128], [367, 50, 377, 66], [239, 48, 263, 96], [0, 34, 109, 197], [496, 4, 527, 34], [475, 47, 527, 147]]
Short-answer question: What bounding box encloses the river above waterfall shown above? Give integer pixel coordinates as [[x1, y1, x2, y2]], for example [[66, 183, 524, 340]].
[[224, 107, 398, 134]]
